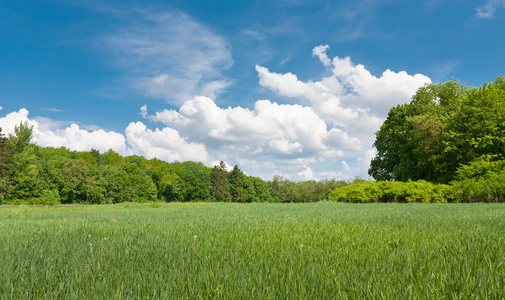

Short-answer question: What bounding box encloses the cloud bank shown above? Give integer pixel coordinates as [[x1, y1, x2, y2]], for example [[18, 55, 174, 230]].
[[1, 46, 431, 180]]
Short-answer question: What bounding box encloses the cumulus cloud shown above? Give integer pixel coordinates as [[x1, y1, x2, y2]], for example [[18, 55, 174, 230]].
[[149, 95, 355, 179], [150, 96, 346, 160], [125, 121, 209, 163], [297, 166, 315, 181], [105, 9, 233, 104], [257, 45, 430, 144], [0, 109, 128, 155]]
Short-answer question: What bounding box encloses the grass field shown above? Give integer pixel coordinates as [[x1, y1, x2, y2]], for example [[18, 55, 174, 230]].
[[1, 202, 504, 299]]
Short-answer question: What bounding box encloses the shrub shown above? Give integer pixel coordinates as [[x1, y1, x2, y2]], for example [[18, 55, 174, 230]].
[[329, 180, 453, 203]]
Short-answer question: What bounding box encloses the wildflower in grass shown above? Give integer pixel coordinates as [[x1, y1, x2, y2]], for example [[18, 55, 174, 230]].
[[194, 235, 197, 239], [103, 237, 107, 241], [300, 244, 303, 248]]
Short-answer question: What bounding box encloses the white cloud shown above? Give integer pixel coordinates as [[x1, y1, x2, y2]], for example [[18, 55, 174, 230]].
[[297, 166, 315, 181], [0, 109, 128, 155], [150, 96, 344, 158], [268, 139, 303, 155], [125, 121, 209, 163], [476, 0, 505, 18], [37, 124, 129, 154], [0, 108, 35, 134], [312, 45, 332, 67], [140, 105, 148, 118], [105, 9, 233, 104], [258, 45, 430, 143]]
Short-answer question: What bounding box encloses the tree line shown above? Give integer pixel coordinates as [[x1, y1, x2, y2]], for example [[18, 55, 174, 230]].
[[0, 124, 351, 205]]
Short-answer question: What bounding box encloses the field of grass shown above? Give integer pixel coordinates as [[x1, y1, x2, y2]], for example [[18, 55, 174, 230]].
[[1, 202, 504, 299]]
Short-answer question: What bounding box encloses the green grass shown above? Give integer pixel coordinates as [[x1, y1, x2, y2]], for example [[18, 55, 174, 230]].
[[1, 202, 504, 299]]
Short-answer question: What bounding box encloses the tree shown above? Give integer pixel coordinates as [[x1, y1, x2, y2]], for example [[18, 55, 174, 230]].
[[268, 175, 296, 202], [159, 173, 186, 202], [176, 161, 212, 202], [9, 122, 34, 154], [102, 149, 123, 166], [369, 79, 469, 183], [0, 128, 13, 202], [369, 76, 505, 183], [437, 76, 505, 180], [7, 122, 45, 200], [210, 161, 230, 202], [78, 151, 98, 167], [229, 165, 246, 202]]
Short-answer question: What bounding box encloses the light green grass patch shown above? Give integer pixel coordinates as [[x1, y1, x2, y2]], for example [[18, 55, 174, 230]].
[[1, 202, 504, 299]]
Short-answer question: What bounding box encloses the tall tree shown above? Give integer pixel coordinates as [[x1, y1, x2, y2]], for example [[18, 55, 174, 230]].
[[210, 161, 229, 202], [229, 165, 245, 202]]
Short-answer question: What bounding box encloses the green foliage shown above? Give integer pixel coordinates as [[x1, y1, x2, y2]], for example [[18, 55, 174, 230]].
[[369, 79, 468, 182], [78, 151, 98, 167], [370, 76, 505, 183], [229, 165, 246, 202], [454, 155, 505, 181], [163, 173, 186, 202], [0, 130, 351, 204], [0, 128, 13, 203], [210, 161, 230, 202], [329, 180, 453, 203], [451, 156, 505, 202], [8, 122, 34, 154]]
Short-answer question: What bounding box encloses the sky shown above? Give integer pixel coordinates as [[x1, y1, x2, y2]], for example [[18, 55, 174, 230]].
[[1, 0, 504, 181]]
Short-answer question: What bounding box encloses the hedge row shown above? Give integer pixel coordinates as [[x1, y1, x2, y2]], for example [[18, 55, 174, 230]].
[[329, 175, 505, 203]]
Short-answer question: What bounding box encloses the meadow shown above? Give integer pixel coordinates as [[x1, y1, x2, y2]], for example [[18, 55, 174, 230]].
[[1, 202, 504, 299]]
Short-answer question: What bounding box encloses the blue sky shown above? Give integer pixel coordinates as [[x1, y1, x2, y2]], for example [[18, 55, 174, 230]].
[[1, 0, 504, 180]]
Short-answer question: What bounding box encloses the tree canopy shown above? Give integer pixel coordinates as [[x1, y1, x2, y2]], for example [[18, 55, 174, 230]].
[[369, 75, 505, 184]]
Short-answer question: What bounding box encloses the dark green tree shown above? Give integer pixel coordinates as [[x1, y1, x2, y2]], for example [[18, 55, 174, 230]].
[[210, 161, 230, 202], [229, 165, 246, 202], [176, 162, 212, 202], [0, 128, 13, 202]]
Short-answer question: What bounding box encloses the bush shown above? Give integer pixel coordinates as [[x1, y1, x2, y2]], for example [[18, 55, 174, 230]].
[[329, 180, 453, 203]]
